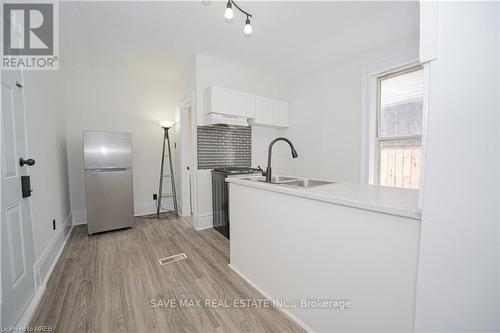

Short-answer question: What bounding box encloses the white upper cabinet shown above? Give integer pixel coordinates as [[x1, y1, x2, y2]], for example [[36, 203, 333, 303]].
[[272, 100, 290, 128], [204, 86, 255, 118], [204, 86, 290, 128], [251, 96, 290, 128], [254, 96, 274, 125]]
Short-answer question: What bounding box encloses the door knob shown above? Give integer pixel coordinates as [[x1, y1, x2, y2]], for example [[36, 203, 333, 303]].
[[19, 158, 35, 167]]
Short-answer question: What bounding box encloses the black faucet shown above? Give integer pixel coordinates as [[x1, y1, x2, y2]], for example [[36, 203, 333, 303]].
[[261, 137, 298, 182]]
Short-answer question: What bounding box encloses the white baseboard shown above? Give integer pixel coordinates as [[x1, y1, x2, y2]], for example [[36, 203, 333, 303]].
[[71, 209, 87, 225], [15, 213, 74, 329], [227, 264, 313, 333], [71, 201, 174, 225], [33, 213, 73, 289], [14, 284, 45, 329], [134, 200, 172, 216], [194, 212, 213, 231]]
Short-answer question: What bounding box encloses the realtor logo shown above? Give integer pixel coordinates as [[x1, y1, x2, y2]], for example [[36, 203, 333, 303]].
[[2, 1, 59, 70]]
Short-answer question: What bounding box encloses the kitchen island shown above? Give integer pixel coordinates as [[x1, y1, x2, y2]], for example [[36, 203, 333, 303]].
[[226, 176, 421, 332]]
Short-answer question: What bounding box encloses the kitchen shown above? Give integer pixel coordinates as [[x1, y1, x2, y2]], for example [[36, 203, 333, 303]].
[[1, 1, 499, 333]]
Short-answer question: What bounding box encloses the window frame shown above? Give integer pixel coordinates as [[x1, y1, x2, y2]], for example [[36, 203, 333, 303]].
[[373, 63, 424, 188]]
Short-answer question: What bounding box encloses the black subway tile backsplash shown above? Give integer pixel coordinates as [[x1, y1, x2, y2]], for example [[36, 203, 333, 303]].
[[197, 126, 251, 169]]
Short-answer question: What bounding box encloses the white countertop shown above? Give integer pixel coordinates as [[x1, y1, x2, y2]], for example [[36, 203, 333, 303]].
[[226, 176, 421, 220]]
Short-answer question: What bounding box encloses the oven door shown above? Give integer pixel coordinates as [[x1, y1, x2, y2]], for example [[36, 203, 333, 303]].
[[212, 171, 229, 238]]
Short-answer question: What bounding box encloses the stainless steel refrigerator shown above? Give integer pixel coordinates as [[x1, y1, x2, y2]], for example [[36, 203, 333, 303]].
[[83, 130, 134, 234]]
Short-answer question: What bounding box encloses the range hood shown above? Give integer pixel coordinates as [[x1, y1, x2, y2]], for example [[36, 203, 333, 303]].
[[205, 113, 249, 127]]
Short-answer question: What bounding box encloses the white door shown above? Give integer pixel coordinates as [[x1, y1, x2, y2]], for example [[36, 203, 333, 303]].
[[1, 70, 36, 327]]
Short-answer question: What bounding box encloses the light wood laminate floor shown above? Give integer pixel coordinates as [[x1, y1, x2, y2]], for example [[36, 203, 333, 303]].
[[28, 214, 304, 333]]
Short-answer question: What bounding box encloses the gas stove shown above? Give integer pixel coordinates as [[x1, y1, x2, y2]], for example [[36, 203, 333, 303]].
[[212, 167, 262, 239], [212, 167, 261, 175]]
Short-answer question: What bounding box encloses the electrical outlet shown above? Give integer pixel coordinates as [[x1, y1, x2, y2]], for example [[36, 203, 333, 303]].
[[52, 219, 56, 230], [153, 193, 158, 200]]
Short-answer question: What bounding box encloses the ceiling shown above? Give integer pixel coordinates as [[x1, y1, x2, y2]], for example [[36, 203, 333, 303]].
[[60, 1, 419, 80]]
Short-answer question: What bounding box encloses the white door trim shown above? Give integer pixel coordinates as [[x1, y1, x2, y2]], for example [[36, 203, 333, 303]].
[[178, 96, 196, 218]]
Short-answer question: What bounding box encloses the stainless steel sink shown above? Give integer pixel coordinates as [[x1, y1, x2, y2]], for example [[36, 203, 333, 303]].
[[279, 179, 334, 188], [241, 175, 334, 188], [257, 176, 299, 184]]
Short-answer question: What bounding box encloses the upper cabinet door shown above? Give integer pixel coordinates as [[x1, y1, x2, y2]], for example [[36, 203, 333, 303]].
[[205, 86, 255, 118], [254, 96, 274, 125], [272, 100, 290, 128]]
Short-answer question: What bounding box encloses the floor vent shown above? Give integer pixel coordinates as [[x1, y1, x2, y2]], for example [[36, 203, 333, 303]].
[[159, 253, 187, 265]]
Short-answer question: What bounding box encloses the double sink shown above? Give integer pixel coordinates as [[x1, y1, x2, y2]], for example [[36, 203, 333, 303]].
[[244, 175, 335, 188]]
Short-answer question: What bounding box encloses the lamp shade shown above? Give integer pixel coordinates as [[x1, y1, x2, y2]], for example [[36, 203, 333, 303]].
[[159, 120, 174, 128]]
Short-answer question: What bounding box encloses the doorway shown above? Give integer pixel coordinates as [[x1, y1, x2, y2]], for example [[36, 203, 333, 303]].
[[179, 101, 195, 223]]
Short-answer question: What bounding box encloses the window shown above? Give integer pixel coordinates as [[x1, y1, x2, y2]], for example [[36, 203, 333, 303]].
[[375, 65, 423, 189]]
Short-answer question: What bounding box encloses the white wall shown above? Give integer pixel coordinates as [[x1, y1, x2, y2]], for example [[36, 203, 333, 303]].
[[63, 67, 175, 219], [192, 54, 289, 229], [415, 2, 500, 332], [173, 58, 195, 115], [23, 71, 71, 261], [278, 34, 419, 182]]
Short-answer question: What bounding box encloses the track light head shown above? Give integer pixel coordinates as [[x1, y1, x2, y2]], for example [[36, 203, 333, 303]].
[[244, 16, 252, 35], [221, 1, 253, 35], [224, 1, 234, 20]]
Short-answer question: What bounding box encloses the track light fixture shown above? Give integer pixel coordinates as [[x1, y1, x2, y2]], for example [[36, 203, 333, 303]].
[[224, 1, 233, 20], [244, 15, 252, 35], [224, 0, 252, 35]]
